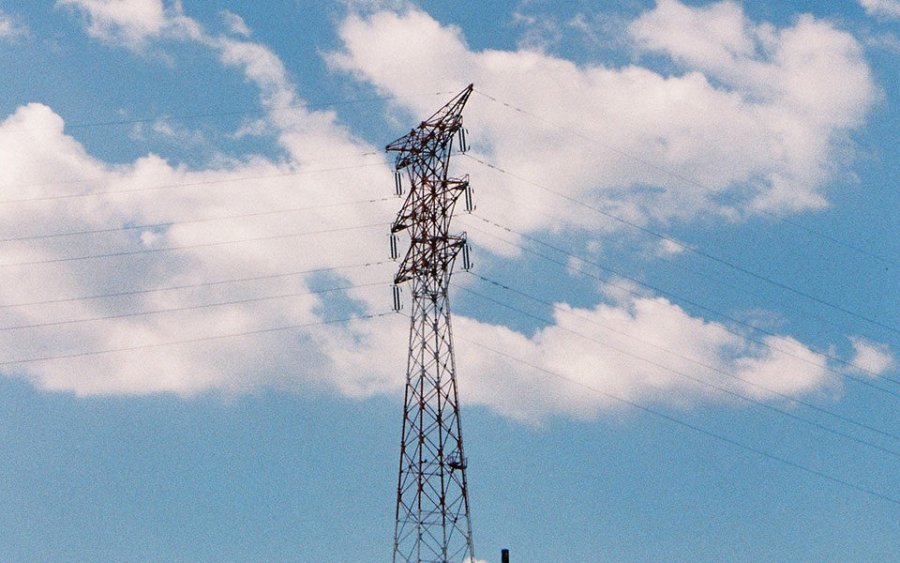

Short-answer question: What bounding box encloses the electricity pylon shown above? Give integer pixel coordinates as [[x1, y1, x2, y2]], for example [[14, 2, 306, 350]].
[[387, 84, 476, 563]]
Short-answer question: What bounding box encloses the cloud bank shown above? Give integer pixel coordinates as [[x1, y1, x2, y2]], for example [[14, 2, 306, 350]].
[[329, 0, 877, 232], [0, 0, 891, 423]]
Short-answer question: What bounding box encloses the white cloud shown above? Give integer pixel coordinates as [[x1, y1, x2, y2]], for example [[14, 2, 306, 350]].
[[655, 238, 687, 257], [848, 337, 895, 376], [56, 0, 200, 49], [454, 292, 835, 423], [0, 101, 396, 398], [0, 65, 845, 420], [2, 0, 396, 403], [864, 31, 900, 52], [328, 1, 877, 242], [0, 2, 876, 424], [231, 118, 269, 139], [859, 0, 900, 19], [0, 9, 28, 39]]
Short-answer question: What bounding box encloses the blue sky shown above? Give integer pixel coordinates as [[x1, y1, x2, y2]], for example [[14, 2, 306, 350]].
[[0, 0, 897, 561]]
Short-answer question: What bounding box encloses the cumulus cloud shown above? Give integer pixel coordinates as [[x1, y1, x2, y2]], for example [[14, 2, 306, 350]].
[[0, 1, 881, 424], [859, 0, 900, 19], [0, 100, 396, 397], [455, 292, 835, 423], [1, 2, 404, 400], [328, 0, 877, 239]]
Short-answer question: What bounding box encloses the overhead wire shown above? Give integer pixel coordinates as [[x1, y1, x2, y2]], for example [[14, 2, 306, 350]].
[[0, 281, 385, 333], [0, 160, 390, 205], [461, 191, 877, 350], [464, 154, 899, 338], [463, 212, 896, 382], [459, 215, 900, 396], [0, 195, 395, 244], [0, 261, 389, 310], [0, 311, 395, 368], [458, 334, 900, 507], [0, 148, 386, 192], [472, 87, 900, 268], [0, 222, 388, 269], [455, 281, 900, 459], [61, 90, 458, 131], [459, 272, 900, 443]]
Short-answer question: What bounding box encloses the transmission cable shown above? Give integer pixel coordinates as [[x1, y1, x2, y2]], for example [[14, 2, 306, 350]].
[[464, 154, 898, 337], [0, 195, 394, 244], [472, 88, 900, 268], [464, 191, 877, 349], [60, 90, 458, 131], [458, 335, 900, 507], [460, 272, 899, 442], [0, 222, 388, 269], [0, 281, 384, 333], [0, 149, 385, 192], [462, 213, 896, 383], [0, 261, 391, 310], [460, 217, 900, 397], [0, 311, 395, 367], [456, 282, 900, 459], [0, 160, 389, 205]]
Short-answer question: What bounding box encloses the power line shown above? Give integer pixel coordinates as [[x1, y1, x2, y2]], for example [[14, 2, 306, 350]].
[[464, 213, 896, 383], [0, 195, 394, 244], [0, 281, 384, 333], [0, 222, 387, 269], [461, 216, 900, 397], [0, 161, 388, 205], [60, 90, 458, 131], [0, 261, 390, 310], [472, 88, 900, 268], [465, 155, 899, 337], [459, 336, 900, 507], [463, 192, 874, 351], [460, 273, 900, 443], [0, 311, 395, 367], [466, 155, 898, 338], [457, 281, 900, 459], [0, 149, 385, 192]]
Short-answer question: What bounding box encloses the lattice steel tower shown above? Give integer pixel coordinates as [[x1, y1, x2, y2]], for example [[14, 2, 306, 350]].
[[387, 85, 476, 563]]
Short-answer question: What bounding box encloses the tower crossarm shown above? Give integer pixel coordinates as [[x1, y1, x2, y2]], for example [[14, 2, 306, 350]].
[[391, 176, 469, 235], [386, 85, 473, 167], [393, 233, 466, 286]]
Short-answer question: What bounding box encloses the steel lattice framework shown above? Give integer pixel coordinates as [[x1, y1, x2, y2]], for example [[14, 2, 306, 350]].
[[388, 84, 476, 563]]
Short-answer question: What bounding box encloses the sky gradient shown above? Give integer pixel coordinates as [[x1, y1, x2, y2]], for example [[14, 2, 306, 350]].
[[0, 1, 898, 561]]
